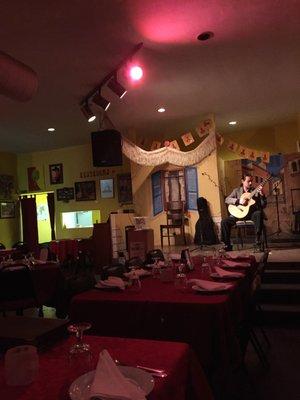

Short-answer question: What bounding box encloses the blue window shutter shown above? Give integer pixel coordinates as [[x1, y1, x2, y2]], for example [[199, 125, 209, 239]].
[[185, 167, 198, 210], [151, 171, 163, 216]]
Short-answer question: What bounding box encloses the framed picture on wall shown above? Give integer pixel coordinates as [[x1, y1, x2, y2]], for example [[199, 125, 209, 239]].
[[49, 163, 63, 185], [57, 187, 75, 202], [75, 181, 96, 201], [117, 174, 133, 204], [0, 202, 15, 218], [100, 178, 114, 198]]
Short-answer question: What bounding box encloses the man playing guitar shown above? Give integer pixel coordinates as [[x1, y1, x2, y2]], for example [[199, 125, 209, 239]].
[[221, 174, 267, 251]]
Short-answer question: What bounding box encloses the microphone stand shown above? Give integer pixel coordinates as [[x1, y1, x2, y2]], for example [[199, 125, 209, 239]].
[[269, 181, 282, 236]]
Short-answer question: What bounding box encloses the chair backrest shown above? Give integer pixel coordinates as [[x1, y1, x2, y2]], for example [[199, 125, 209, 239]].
[[166, 201, 185, 225], [0, 267, 36, 302], [39, 247, 49, 262], [12, 241, 29, 254]]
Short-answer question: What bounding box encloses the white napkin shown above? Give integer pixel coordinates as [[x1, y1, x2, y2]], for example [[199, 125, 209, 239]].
[[33, 259, 46, 265], [124, 269, 151, 279], [188, 278, 233, 291], [228, 253, 250, 260], [89, 350, 146, 400], [221, 259, 250, 268], [95, 276, 125, 290], [213, 267, 244, 278]]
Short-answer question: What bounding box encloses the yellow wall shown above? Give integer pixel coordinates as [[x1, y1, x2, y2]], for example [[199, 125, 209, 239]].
[[0, 152, 20, 248], [17, 144, 132, 240], [219, 120, 299, 161], [131, 149, 223, 246]]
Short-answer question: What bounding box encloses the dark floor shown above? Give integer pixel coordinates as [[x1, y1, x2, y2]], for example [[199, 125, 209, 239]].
[[237, 326, 300, 400]]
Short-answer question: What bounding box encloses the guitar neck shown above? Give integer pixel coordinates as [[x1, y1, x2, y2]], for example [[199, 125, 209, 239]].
[[249, 175, 271, 199]]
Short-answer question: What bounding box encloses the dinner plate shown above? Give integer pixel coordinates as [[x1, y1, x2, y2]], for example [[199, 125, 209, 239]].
[[210, 272, 243, 279], [69, 366, 154, 400]]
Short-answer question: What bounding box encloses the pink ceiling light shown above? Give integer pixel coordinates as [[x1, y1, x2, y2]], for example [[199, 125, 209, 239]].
[[129, 65, 143, 81]]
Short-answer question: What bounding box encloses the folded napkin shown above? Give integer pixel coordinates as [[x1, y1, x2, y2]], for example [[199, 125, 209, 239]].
[[213, 266, 244, 278], [89, 349, 146, 400], [95, 276, 125, 290], [228, 253, 250, 260], [221, 259, 250, 268], [124, 269, 151, 279], [33, 259, 46, 265], [188, 278, 233, 291]]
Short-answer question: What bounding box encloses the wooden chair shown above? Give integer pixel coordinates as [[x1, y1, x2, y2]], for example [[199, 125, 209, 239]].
[[160, 201, 187, 247]]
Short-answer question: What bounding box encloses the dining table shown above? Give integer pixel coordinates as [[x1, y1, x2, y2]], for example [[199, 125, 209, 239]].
[[70, 255, 258, 375], [0, 334, 213, 400]]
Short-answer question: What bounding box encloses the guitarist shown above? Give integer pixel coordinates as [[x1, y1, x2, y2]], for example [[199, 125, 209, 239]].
[[221, 174, 267, 251]]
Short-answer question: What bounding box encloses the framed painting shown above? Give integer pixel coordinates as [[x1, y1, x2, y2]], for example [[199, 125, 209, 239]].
[[49, 163, 63, 185], [57, 187, 75, 202], [117, 174, 133, 204], [100, 178, 114, 198], [0, 202, 15, 218], [75, 181, 96, 201]]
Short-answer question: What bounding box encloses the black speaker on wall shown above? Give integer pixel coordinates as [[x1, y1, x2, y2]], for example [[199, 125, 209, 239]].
[[91, 130, 123, 167]]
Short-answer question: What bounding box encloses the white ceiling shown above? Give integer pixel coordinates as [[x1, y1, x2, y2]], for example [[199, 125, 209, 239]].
[[0, 0, 299, 153]]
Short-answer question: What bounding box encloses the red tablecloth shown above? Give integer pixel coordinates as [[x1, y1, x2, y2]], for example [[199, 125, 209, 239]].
[[50, 240, 81, 262], [0, 335, 213, 400], [70, 257, 256, 371]]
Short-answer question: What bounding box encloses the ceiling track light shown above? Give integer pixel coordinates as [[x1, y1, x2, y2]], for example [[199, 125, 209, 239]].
[[79, 42, 143, 121], [107, 76, 127, 99], [81, 103, 96, 122], [93, 92, 111, 111]]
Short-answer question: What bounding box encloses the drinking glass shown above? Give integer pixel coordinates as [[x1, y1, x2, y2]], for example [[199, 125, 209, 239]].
[[68, 322, 93, 376], [128, 272, 141, 292], [174, 273, 187, 291], [152, 257, 161, 278]]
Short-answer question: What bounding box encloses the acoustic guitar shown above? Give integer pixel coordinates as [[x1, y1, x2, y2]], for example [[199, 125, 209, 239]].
[[228, 175, 272, 219]]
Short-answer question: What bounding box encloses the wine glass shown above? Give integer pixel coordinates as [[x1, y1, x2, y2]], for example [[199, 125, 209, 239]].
[[68, 322, 93, 376]]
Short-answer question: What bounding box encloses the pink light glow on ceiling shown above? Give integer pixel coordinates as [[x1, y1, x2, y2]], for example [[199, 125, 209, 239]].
[[126, 0, 216, 43]]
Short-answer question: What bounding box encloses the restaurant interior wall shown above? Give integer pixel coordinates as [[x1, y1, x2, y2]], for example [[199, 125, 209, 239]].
[[0, 151, 19, 248], [17, 143, 133, 240]]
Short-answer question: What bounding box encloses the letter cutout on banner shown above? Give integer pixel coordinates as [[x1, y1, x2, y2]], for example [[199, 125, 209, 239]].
[[216, 133, 224, 146], [181, 132, 195, 146], [226, 140, 239, 153]]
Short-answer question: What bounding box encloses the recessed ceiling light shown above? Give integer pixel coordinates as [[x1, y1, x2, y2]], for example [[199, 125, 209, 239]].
[[48, 128, 55, 132], [229, 121, 237, 125], [158, 107, 165, 113], [197, 31, 214, 41]]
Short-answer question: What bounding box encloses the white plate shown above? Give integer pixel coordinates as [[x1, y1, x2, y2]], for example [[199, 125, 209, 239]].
[[210, 272, 242, 279], [69, 366, 155, 400]]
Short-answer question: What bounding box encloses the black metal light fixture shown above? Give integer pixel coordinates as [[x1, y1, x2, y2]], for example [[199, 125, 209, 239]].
[[79, 42, 143, 121], [92, 92, 111, 111], [81, 103, 96, 122], [107, 76, 127, 99]]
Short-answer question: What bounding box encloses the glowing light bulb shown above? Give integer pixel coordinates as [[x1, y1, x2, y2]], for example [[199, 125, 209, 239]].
[[130, 66, 143, 81]]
